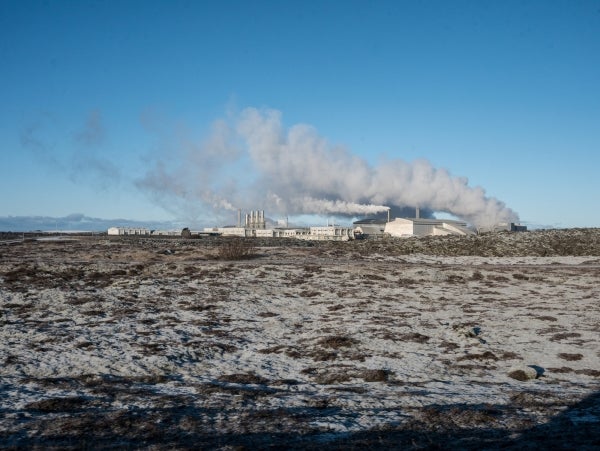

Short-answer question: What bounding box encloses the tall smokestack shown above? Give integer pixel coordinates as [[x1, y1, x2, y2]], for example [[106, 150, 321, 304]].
[[415, 207, 420, 219]]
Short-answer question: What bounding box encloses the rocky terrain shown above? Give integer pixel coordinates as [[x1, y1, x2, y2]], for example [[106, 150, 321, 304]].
[[1, 229, 599, 449]]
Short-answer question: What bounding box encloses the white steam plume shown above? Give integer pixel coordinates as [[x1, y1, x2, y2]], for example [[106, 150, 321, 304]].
[[137, 107, 518, 228], [292, 197, 389, 215]]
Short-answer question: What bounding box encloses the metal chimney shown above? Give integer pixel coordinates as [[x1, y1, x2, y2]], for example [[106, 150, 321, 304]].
[[415, 207, 420, 219]]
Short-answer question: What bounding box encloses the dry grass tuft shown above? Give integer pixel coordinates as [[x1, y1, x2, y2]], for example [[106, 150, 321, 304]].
[[508, 369, 538, 381], [216, 238, 257, 260], [550, 332, 582, 341], [317, 335, 357, 349], [536, 315, 558, 322], [26, 396, 89, 412], [310, 350, 338, 361], [360, 369, 391, 382], [361, 273, 387, 282], [470, 271, 485, 281], [558, 353, 583, 361], [457, 351, 498, 361], [217, 373, 268, 385], [416, 404, 504, 429], [548, 367, 574, 373], [575, 369, 600, 377], [398, 332, 430, 343], [298, 290, 321, 297], [314, 372, 352, 385]]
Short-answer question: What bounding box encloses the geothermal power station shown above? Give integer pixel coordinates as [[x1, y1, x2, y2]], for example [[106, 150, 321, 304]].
[[108, 209, 526, 240]]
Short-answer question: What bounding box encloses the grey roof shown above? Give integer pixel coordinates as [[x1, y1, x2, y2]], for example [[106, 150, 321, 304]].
[[353, 218, 387, 225]]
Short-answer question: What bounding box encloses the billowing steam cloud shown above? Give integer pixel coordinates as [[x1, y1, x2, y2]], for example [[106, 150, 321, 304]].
[[20, 110, 121, 189], [137, 107, 518, 228]]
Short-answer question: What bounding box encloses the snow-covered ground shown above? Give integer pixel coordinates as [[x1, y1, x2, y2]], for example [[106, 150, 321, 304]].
[[1, 236, 599, 448]]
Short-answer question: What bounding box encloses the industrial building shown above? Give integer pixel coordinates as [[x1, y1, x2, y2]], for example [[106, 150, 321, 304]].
[[107, 227, 179, 236], [301, 226, 354, 241], [493, 222, 528, 232], [150, 230, 181, 236], [202, 225, 353, 241], [244, 210, 266, 229], [107, 227, 151, 236], [203, 210, 267, 236], [352, 219, 387, 237], [203, 227, 247, 237], [353, 218, 474, 238], [384, 218, 474, 237], [203, 210, 353, 241]]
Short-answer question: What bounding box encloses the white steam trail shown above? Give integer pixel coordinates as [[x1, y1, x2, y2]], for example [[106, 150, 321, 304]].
[[293, 198, 390, 215], [137, 107, 519, 228]]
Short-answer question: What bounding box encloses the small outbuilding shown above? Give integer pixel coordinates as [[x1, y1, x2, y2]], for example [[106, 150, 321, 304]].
[[352, 219, 387, 238]]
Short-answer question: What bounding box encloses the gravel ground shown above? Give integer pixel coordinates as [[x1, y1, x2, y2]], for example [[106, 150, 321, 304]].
[[1, 230, 599, 449]]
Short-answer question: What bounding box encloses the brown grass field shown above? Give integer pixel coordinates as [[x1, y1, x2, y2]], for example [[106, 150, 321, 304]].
[[1, 229, 599, 449]]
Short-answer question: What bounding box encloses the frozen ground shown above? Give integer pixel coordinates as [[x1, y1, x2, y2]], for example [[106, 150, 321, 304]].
[[1, 231, 599, 449]]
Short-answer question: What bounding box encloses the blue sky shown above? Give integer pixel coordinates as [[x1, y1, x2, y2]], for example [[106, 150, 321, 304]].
[[1, 0, 599, 230]]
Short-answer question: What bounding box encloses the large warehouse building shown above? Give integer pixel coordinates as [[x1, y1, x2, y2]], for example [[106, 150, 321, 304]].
[[384, 218, 474, 237], [353, 217, 474, 238]]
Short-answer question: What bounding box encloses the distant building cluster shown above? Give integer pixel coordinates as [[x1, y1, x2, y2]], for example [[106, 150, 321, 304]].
[[107, 209, 526, 240], [202, 209, 355, 241], [203, 225, 354, 241], [107, 227, 179, 236]]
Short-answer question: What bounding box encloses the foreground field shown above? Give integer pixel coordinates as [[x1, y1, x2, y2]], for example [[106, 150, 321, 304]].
[[1, 231, 599, 449]]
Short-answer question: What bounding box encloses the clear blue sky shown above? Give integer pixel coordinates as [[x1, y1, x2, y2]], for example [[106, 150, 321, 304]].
[[1, 0, 599, 229]]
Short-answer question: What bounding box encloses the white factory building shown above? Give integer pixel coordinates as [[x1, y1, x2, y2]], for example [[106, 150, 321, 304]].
[[107, 227, 179, 236], [107, 227, 151, 236], [353, 217, 475, 238], [203, 225, 353, 241], [301, 226, 354, 241], [384, 218, 474, 237]]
